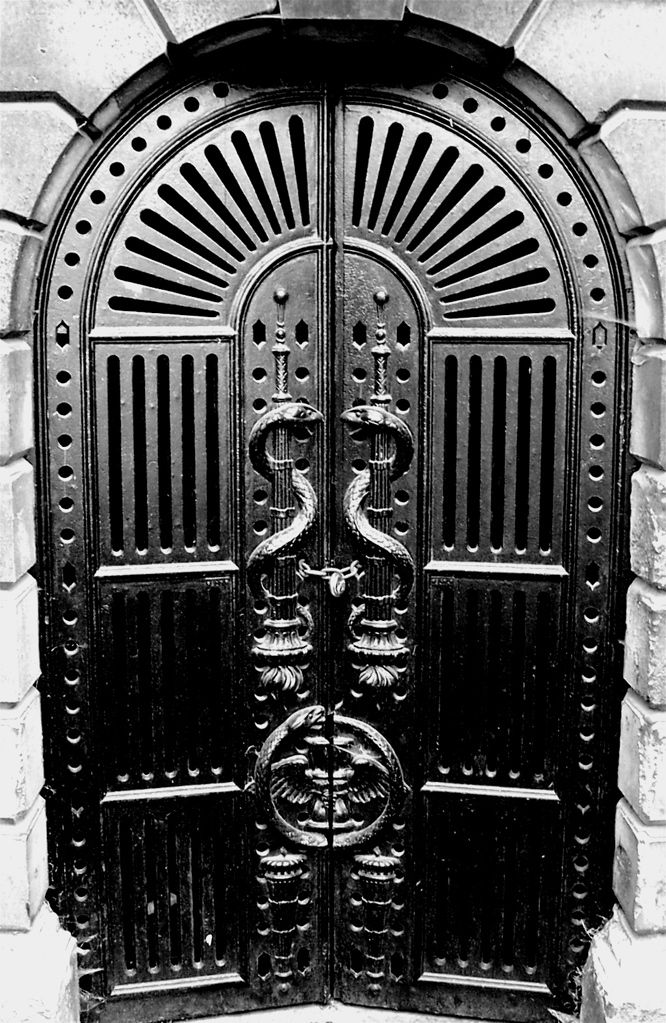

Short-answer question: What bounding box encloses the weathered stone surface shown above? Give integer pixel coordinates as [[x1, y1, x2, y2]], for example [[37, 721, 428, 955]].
[[631, 466, 666, 589], [0, 797, 48, 932], [503, 61, 587, 140], [579, 138, 645, 236], [596, 108, 666, 231], [514, 0, 666, 123], [625, 578, 666, 709], [632, 344, 666, 468], [0, 575, 40, 705], [626, 243, 664, 339], [581, 906, 666, 1022], [0, 230, 25, 335], [0, 688, 44, 822], [627, 233, 666, 344], [282, 0, 405, 17], [613, 799, 666, 933], [407, 0, 531, 47], [157, 0, 276, 42], [0, 102, 78, 223], [0, 0, 165, 118], [619, 689, 666, 823], [0, 340, 32, 465], [0, 460, 35, 584], [0, 904, 78, 1023]]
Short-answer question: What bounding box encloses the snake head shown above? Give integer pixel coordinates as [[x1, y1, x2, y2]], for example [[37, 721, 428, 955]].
[[282, 401, 323, 425], [341, 404, 386, 441]]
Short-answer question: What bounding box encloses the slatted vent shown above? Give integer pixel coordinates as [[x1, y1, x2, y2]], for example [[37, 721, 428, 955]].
[[431, 344, 567, 562], [104, 800, 240, 986], [348, 112, 561, 324], [430, 579, 561, 787], [427, 799, 557, 984], [99, 580, 234, 788], [95, 342, 231, 563]]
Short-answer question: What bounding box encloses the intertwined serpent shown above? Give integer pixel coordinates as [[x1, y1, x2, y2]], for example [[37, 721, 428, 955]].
[[341, 405, 415, 605], [247, 402, 322, 600]]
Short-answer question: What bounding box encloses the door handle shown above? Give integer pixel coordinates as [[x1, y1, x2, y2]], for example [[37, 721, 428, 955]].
[[248, 288, 322, 695], [341, 289, 415, 694]]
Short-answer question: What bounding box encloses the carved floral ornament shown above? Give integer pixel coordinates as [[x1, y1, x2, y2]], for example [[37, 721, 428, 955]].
[[253, 704, 408, 849]]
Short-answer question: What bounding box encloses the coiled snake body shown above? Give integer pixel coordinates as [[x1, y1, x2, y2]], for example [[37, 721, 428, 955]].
[[341, 405, 415, 604], [247, 402, 322, 599]]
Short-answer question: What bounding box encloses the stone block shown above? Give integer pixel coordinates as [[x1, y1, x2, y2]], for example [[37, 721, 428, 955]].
[[630, 465, 666, 589], [619, 689, 666, 824], [0, 687, 43, 822], [626, 243, 664, 339], [581, 905, 666, 1022], [0, 102, 78, 224], [0, 230, 25, 335], [0, 0, 166, 119], [0, 797, 49, 931], [0, 903, 78, 1023], [597, 107, 666, 231], [579, 138, 645, 236], [631, 344, 666, 468], [0, 340, 32, 465], [157, 0, 277, 42], [0, 460, 35, 584], [407, 0, 532, 47], [625, 578, 666, 709], [514, 0, 666, 123], [0, 575, 41, 705], [613, 798, 666, 933], [281, 0, 405, 17]]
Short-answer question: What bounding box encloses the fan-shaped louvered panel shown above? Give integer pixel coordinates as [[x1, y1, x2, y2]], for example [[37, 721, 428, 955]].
[[345, 106, 566, 328], [429, 339, 569, 565], [95, 106, 317, 327], [93, 340, 232, 564]]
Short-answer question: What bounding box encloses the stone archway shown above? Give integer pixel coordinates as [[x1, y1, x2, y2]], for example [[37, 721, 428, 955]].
[[0, 7, 662, 1023]]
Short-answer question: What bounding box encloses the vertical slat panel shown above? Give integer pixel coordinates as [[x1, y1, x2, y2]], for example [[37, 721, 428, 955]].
[[194, 348, 208, 554], [455, 355, 470, 555], [527, 356, 544, 555], [145, 350, 161, 557], [169, 353, 184, 555], [478, 355, 495, 552], [502, 353, 519, 554], [119, 356, 136, 554]]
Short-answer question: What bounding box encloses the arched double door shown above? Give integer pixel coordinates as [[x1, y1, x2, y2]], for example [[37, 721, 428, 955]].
[[38, 45, 628, 1023]]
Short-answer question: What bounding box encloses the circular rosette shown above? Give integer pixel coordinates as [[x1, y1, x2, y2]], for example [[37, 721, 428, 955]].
[[254, 705, 408, 849]]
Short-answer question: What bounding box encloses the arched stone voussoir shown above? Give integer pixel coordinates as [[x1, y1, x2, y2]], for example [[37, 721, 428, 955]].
[[0, 100, 92, 227], [513, 0, 666, 127], [406, 0, 532, 48], [152, 0, 277, 45], [0, 0, 168, 124]]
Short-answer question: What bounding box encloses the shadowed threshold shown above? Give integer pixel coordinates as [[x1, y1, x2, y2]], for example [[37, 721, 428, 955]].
[[189, 1003, 494, 1023]]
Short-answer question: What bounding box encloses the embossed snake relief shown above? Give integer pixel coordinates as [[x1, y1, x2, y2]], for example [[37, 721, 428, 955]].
[[341, 405, 415, 605], [247, 402, 323, 600]]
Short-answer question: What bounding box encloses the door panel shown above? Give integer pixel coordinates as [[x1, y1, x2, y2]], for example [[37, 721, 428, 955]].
[[38, 65, 628, 1023]]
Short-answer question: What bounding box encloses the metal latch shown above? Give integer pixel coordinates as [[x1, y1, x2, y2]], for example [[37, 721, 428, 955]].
[[297, 559, 364, 597]]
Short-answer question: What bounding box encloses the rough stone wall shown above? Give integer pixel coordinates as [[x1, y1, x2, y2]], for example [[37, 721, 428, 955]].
[[0, 2, 664, 1022]]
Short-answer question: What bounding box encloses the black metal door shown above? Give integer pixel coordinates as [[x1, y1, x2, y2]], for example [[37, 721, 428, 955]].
[[38, 57, 628, 1023]]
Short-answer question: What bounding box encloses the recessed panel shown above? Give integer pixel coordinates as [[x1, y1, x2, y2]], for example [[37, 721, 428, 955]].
[[93, 340, 233, 565]]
